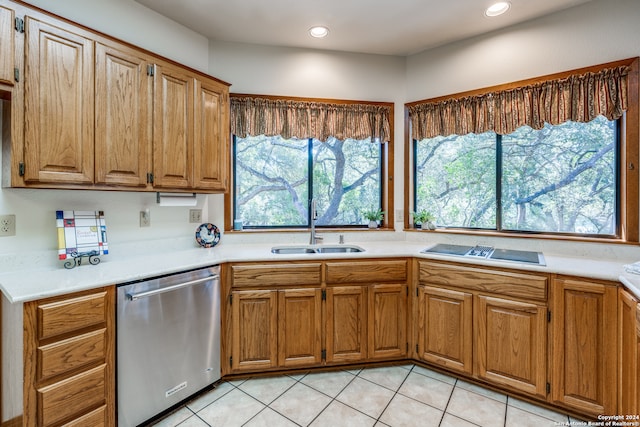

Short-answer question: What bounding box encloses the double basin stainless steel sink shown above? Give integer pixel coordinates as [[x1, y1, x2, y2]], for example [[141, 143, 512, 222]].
[[422, 243, 546, 265], [271, 244, 365, 254]]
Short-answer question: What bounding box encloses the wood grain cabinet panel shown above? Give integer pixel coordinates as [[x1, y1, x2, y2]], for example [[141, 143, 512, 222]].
[[551, 277, 617, 417], [619, 288, 638, 416], [418, 261, 547, 301], [38, 329, 106, 381], [326, 260, 407, 284], [37, 291, 108, 340], [418, 286, 473, 375], [232, 263, 322, 287], [94, 42, 152, 187], [231, 289, 278, 372], [476, 295, 547, 398], [368, 284, 407, 359], [0, 6, 14, 86], [193, 77, 229, 191], [24, 287, 115, 427], [152, 62, 193, 189], [24, 16, 95, 184], [326, 286, 367, 363], [38, 364, 106, 427], [278, 288, 323, 367]]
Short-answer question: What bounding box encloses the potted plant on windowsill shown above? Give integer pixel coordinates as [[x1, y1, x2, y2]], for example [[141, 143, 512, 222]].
[[363, 208, 385, 229], [412, 210, 436, 230]]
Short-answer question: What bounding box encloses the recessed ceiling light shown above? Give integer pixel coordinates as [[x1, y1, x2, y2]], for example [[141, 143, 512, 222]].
[[485, 1, 511, 17], [309, 26, 329, 38]]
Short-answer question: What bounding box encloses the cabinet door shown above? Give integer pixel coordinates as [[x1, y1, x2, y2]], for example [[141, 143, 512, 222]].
[[193, 77, 229, 191], [418, 286, 473, 375], [152, 63, 193, 189], [0, 6, 14, 86], [477, 295, 547, 398], [95, 42, 152, 187], [619, 288, 638, 415], [24, 17, 94, 184], [551, 278, 617, 416], [326, 286, 367, 363], [278, 288, 322, 368], [368, 284, 407, 359], [231, 289, 278, 372]]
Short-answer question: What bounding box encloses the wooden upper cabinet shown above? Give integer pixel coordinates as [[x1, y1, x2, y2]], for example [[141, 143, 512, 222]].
[[193, 77, 229, 191], [94, 42, 152, 187], [551, 277, 617, 417], [23, 16, 94, 184], [152, 62, 193, 189], [476, 295, 547, 398], [0, 6, 14, 86], [418, 285, 473, 375]]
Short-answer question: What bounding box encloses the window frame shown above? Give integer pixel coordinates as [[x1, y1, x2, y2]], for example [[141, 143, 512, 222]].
[[404, 57, 640, 243], [225, 94, 395, 232]]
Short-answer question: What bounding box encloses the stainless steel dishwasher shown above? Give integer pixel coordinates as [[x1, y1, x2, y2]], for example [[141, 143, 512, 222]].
[[117, 265, 220, 427]]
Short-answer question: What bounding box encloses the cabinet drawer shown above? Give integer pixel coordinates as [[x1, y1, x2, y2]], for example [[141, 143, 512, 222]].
[[38, 364, 106, 427], [38, 329, 106, 381], [38, 291, 108, 340], [418, 261, 547, 301], [325, 260, 408, 284], [232, 263, 322, 287], [61, 405, 107, 427]]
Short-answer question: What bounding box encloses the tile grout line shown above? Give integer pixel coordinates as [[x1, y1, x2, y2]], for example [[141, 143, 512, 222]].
[[240, 374, 305, 426], [302, 369, 362, 426]]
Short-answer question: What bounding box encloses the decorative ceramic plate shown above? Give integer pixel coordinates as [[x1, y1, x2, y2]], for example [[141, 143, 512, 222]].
[[195, 223, 221, 248]]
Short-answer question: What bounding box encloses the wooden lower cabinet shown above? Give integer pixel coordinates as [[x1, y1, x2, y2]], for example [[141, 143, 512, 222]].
[[278, 288, 322, 367], [618, 288, 639, 416], [23, 286, 115, 427], [368, 284, 407, 359], [416, 260, 548, 401], [231, 289, 278, 372], [230, 287, 322, 373], [325, 283, 408, 363], [326, 286, 367, 363], [417, 285, 473, 375], [476, 295, 547, 398], [551, 277, 617, 417]]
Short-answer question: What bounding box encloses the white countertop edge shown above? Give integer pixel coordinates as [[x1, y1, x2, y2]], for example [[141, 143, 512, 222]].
[[1, 241, 636, 303]]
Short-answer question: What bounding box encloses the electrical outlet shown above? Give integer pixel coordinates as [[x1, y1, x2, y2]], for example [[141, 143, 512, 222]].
[[0, 214, 16, 237], [189, 209, 202, 223], [140, 210, 150, 227], [395, 209, 404, 221]]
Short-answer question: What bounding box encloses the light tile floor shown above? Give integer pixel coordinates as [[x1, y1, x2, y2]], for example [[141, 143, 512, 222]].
[[150, 364, 584, 427]]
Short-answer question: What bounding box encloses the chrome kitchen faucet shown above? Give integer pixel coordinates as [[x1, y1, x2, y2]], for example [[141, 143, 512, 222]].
[[309, 199, 323, 245]]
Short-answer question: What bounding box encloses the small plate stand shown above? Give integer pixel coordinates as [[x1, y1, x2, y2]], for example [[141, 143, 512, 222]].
[[64, 251, 101, 269]]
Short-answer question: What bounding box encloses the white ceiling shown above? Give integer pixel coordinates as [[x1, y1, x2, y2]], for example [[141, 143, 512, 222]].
[[135, 0, 594, 56]]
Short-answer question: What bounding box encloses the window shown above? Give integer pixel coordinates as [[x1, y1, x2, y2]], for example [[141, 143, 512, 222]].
[[406, 58, 638, 242], [233, 135, 382, 228], [228, 95, 393, 230], [414, 116, 619, 236]]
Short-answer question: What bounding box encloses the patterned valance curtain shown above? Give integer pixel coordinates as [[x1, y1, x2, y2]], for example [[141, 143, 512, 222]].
[[408, 66, 630, 140], [231, 96, 391, 143]]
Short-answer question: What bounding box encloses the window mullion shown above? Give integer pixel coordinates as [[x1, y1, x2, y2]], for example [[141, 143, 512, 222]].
[[308, 138, 314, 228], [496, 134, 503, 232]]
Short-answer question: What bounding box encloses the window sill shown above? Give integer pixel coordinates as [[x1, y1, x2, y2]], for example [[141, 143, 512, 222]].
[[404, 227, 634, 245], [226, 227, 395, 234]]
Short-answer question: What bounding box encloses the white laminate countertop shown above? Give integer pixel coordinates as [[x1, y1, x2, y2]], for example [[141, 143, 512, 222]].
[[2, 240, 640, 303]]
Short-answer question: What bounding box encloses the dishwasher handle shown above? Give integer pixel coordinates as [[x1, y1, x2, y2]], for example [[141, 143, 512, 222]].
[[126, 274, 219, 301]]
